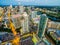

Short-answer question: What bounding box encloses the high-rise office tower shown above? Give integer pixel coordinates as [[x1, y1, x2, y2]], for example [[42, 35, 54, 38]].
[[31, 11, 37, 19], [38, 14, 48, 38], [21, 12, 29, 34], [26, 7, 32, 15], [19, 6, 25, 14]]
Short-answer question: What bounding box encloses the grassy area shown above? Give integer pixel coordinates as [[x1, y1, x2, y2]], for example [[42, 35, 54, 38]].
[[38, 10, 60, 18], [48, 13, 60, 18]]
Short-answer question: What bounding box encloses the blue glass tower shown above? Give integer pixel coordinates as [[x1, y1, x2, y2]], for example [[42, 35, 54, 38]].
[[38, 14, 48, 38]]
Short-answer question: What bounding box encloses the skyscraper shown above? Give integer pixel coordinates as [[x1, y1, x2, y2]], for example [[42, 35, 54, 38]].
[[38, 14, 48, 38], [19, 6, 25, 14], [21, 12, 29, 34], [31, 11, 37, 19]]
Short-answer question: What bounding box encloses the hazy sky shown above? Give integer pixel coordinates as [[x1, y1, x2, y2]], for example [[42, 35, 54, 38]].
[[0, 0, 60, 6]]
